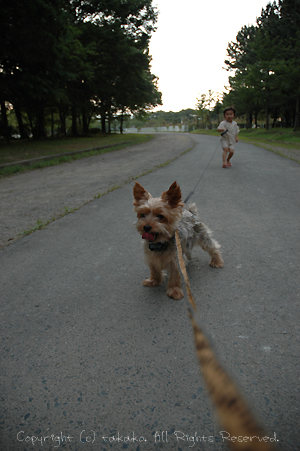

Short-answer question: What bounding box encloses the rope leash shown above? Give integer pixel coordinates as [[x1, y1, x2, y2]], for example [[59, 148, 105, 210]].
[[175, 230, 275, 451], [184, 133, 225, 204]]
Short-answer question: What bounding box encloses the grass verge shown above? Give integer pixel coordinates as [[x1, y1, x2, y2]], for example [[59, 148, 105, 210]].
[[191, 128, 300, 163], [0, 133, 150, 163], [17, 145, 195, 239], [0, 134, 153, 177]]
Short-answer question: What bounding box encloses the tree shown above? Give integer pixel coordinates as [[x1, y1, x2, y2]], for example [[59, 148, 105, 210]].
[[196, 94, 208, 128], [277, 0, 300, 129], [66, 0, 160, 133], [224, 25, 260, 127], [0, 0, 74, 138], [225, 25, 257, 74], [113, 47, 162, 132], [74, 14, 161, 133], [223, 0, 300, 129], [196, 91, 215, 129], [70, 0, 158, 45], [0, 0, 161, 139]]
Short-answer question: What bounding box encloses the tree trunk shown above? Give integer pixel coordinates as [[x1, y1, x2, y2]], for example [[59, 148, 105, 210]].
[[293, 98, 300, 131], [82, 109, 88, 134], [71, 106, 78, 135], [265, 102, 269, 130], [101, 112, 106, 133], [107, 106, 111, 134], [33, 102, 46, 139], [59, 110, 66, 136], [87, 109, 94, 130], [120, 112, 123, 134], [51, 108, 54, 138], [284, 110, 291, 128], [27, 110, 34, 136], [1, 101, 10, 143], [14, 104, 28, 139], [246, 111, 252, 129], [246, 113, 250, 129], [254, 111, 258, 128]]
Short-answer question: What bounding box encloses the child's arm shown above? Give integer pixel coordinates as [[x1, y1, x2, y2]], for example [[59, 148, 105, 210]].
[[235, 124, 239, 142], [217, 121, 226, 133]]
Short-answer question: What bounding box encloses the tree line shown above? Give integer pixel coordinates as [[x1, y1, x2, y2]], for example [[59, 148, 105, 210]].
[[222, 0, 300, 130], [195, 0, 300, 130], [0, 0, 162, 140]]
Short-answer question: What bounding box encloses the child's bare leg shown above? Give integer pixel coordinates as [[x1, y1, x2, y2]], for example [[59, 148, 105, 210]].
[[222, 148, 229, 166], [227, 149, 234, 163]]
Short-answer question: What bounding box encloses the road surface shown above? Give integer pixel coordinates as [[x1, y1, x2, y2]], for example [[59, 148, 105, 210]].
[[1, 133, 299, 450], [0, 133, 194, 249]]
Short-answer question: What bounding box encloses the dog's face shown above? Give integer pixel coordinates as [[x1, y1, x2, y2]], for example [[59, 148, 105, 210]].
[[133, 181, 183, 243]]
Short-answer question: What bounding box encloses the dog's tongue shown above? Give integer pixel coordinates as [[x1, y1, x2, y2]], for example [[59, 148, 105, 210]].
[[142, 232, 155, 242]]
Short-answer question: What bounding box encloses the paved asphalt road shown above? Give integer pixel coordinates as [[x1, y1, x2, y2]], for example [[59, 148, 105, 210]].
[[1, 134, 299, 451], [0, 133, 194, 249]]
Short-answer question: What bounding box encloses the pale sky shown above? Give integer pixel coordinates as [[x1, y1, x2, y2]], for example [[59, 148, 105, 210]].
[[149, 0, 271, 112]]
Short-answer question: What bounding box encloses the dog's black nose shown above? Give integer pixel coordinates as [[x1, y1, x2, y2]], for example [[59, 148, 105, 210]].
[[143, 225, 152, 232]]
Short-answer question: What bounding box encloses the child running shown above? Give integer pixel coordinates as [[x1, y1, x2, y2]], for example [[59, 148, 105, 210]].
[[217, 106, 239, 168]]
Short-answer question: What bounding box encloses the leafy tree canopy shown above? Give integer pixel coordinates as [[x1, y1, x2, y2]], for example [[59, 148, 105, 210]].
[[0, 0, 161, 138], [223, 0, 300, 129]]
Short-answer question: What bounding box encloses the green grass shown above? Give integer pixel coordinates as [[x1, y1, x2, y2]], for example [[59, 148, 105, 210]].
[[191, 127, 300, 163], [20, 219, 48, 236], [191, 127, 300, 144], [0, 133, 151, 164], [16, 144, 196, 239], [0, 134, 153, 177], [19, 183, 124, 237], [240, 128, 300, 143], [191, 129, 220, 137]]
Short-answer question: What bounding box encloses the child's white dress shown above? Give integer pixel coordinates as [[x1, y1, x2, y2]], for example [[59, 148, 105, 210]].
[[218, 120, 239, 149]]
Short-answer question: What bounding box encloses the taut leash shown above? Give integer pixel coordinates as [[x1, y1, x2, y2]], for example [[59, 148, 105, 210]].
[[183, 132, 227, 204], [175, 230, 276, 451]]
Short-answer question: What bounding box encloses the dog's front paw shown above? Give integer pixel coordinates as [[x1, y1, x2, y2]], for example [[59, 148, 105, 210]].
[[209, 254, 224, 268], [143, 278, 160, 287], [167, 287, 184, 300]]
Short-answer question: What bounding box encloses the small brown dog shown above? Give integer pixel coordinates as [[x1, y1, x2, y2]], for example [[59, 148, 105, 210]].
[[133, 181, 223, 300]]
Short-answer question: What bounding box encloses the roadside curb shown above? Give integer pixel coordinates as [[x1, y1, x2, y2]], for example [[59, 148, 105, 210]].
[[0, 141, 135, 169]]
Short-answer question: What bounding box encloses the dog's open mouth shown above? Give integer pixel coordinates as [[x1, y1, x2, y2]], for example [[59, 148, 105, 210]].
[[142, 232, 158, 242]]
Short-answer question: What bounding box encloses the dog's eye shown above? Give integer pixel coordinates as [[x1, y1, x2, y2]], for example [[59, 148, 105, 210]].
[[140, 213, 146, 218], [157, 214, 164, 220]]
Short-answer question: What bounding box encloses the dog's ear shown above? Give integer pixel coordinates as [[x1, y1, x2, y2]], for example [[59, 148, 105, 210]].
[[162, 181, 182, 208], [133, 182, 149, 203]]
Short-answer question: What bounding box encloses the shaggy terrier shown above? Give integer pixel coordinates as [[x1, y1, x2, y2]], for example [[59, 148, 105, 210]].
[[133, 181, 223, 300]]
